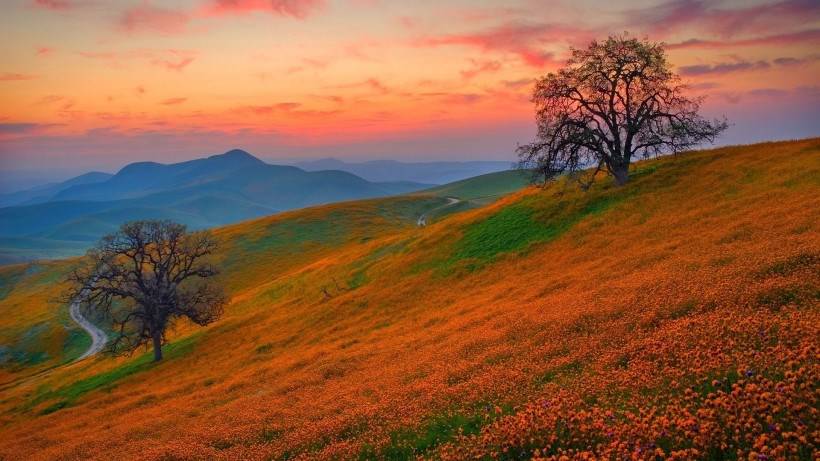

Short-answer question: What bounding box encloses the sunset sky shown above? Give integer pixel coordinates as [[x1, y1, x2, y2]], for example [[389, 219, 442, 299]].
[[1, 0, 819, 174]]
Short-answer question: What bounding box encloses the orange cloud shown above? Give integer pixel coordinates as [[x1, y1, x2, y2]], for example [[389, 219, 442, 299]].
[[119, 4, 190, 35], [150, 50, 197, 71], [35, 46, 54, 56], [201, 0, 325, 19], [460, 59, 502, 80], [415, 23, 581, 68], [0, 73, 37, 81], [628, 0, 820, 39], [78, 49, 197, 72], [31, 0, 74, 10], [160, 97, 188, 106]]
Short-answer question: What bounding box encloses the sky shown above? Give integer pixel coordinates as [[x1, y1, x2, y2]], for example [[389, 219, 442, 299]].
[[1, 0, 819, 175]]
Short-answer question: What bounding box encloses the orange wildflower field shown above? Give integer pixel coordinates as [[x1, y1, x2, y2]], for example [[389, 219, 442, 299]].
[[0, 139, 818, 460]]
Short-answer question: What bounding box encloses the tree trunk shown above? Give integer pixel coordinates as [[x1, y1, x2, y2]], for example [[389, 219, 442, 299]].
[[612, 165, 629, 186], [152, 330, 163, 362]]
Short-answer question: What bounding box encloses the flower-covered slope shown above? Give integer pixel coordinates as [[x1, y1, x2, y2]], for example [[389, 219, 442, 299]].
[[0, 139, 817, 460]]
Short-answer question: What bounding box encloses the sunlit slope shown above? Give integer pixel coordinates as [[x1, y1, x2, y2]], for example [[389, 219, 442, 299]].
[[0, 139, 818, 460], [0, 193, 460, 374], [421, 168, 530, 203]]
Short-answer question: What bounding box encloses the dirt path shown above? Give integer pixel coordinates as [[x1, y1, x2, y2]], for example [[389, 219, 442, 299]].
[[69, 301, 107, 360], [417, 197, 460, 227]]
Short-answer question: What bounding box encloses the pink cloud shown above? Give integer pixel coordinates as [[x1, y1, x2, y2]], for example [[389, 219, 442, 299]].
[[630, 0, 820, 39], [236, 102, 340, 118], [285, 58, 330, 74], [443, 93, 483, 105], [160, 97, 188, 106], [32, 0, 74, 10], [119, 4, 190, 35], [0, 73, 37, 81], [679, 54, 820, 77], [460, 59, 502, 80], [37, 94, 66, 104], [668, 29, 820, 50], [79, 49, 197, 72], [679, 59, 771, 76], [331, 78, 389, 95], [202, 0, 325, 19], [150, 50, 196, 71], [241, 102, 302, 114], [36, 46, 54, 57], [415, 23, 582, 68], [501, 78, 532, 90], [310, 94, 344, 104]]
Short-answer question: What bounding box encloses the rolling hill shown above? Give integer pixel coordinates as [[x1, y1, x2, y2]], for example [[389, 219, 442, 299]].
[[0, 139, 817, 460], [0, 149, 434, 264], [0, 172, 113, 208], [293, 158, 513, 185]]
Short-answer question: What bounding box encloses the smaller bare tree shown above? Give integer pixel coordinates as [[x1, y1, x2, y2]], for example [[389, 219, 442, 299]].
[[67, 220, 226, 361], [518, 35, 727, 187]]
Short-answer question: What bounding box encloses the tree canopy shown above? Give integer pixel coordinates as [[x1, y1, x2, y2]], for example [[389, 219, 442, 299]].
[[518, 35, 727, 187], [67, 220, 225, 361]]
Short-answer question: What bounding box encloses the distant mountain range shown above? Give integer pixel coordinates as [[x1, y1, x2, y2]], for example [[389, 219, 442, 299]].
[[291, 158, 513, 185], [0, 149, 434, 264], [0, 171, 113, 207]]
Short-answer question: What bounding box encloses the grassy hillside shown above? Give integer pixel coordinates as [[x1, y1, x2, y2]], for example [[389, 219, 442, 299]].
[[422, 168, 531, 203], [0, 139, 817, 460]]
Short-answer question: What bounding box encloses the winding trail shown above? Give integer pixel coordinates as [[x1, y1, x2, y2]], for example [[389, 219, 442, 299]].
[[69, 301, 107, 360], [417, 197, 461, 227]]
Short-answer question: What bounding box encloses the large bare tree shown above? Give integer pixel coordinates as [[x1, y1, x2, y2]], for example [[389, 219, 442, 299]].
[[68, 220, 226, 361], [518, 35, 727, 187]]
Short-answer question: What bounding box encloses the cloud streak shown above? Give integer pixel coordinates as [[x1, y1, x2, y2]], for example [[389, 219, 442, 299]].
[[31, 0, 75, 10], [460, 59, 502, 80], [200, 0, 325, 19], [679, 60, 771, 76], [119, 4, 190, 35], [0, 73, 37, 81], [628, 0, 820, 39], [415, 23, 585, 68], [78, 49, 197, 72], [679, 54, 820, 76], [668, 29, 820, 49], [160, 97, 188, 106]]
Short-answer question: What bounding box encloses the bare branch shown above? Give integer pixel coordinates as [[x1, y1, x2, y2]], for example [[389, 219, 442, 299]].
[[519, 34, 727, 187], [65, 220, 226, 361]]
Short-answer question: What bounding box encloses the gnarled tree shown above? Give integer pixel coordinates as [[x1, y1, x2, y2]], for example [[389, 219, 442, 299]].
[[518, 35, 727, 187], [67, 220, 226, 361]]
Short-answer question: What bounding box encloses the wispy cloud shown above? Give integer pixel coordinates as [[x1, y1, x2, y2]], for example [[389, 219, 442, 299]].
[[500, 78, 532, 90], [201, 0, 325, 19], [31, 0, 75, 10], [679, 54, 820, 76], [331, 78, 390, 95], [679, 60, 770, 76], [150, 50, 197, 71], [668, 29, 820, 49], [119, 4, 190, 35], [415, 23, 583, 68], [160, 97, 188, 106], [0, 73, 37, 81], [78, 49, 197, 72], [0, 122, 62, 136], [460, 59, 502, 80], [36, 46, 55, 57], [627, 0, 820, 39]]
